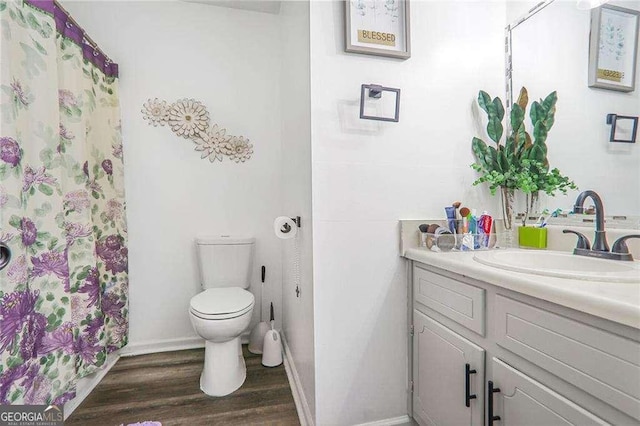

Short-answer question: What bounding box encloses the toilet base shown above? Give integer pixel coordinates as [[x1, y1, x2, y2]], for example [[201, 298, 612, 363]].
[[200, 337, 246, 397]]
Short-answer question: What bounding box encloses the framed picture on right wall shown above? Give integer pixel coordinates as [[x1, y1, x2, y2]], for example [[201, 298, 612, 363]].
[[589, 4, 640, 92], [344, 0, 411, 59]]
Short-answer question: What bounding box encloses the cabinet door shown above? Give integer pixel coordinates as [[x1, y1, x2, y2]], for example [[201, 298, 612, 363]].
[[413, 310, 484, 426], [495, 295, 640, 421], [490, 358, 608, 426]]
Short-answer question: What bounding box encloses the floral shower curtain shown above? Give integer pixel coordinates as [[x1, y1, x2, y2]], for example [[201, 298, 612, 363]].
[[0, 0, 127, 405]]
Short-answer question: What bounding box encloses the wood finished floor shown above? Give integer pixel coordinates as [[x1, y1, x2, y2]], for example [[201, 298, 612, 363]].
[[66, 346, 300, 426]]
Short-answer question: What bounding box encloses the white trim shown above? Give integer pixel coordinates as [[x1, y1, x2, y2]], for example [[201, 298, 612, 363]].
[[64, 353, 120, 420], [353, 415, 413, 426], [120, 333, 252, 357], [120, 336, 205, 357], [282, 334, 314, 426]]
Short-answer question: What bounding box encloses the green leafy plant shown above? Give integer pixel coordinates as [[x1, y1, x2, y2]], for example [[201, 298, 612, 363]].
[[471, 87, 576, 225]]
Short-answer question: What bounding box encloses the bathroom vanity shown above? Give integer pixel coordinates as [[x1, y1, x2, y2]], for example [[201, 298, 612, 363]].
[[404, 248, 640, 425]]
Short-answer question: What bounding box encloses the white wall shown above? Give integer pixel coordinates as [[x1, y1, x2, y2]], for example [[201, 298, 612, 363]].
[[280, 0, 316, 421], [508, 0, 640, 216], [64, 1, 284, 350], [309, 1, 506, 424], [506, 0, 542, 23]]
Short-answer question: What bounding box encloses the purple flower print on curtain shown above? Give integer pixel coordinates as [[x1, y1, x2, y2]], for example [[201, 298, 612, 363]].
[[39, 322, 75, 355], [0, 361, 54, 405], [85, 316, 104, 339], [101, 293, 125, 322], [78, 267, 100, 308], [101, 159, 113, 176], [10, 79, 33, 108], [0, 137, 22, 167], [0, 290, 47, 360], [58, 123, 74, 153], [0, 363, 37, 404], [31, 250, 70, 291], [101, 292, 127, 351], [22, 165, 57, 193], [19, 218, 37, 246], [74, 334, 101, 365], [63, 190, 90, 213], [0, 0, 126, 406], [6, 255, 28, 285], [96, 235, 128, 274], [64, 222, 91, 245], [104, 199, 123, 222], [52, 391, 75, 406]]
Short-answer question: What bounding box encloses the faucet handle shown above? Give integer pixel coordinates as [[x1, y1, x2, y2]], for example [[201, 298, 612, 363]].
[[563, 229, 591, 250], [611, 235, 640, 255]]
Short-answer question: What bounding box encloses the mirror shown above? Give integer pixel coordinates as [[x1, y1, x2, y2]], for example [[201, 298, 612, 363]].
[[507, 0, 640, 216]]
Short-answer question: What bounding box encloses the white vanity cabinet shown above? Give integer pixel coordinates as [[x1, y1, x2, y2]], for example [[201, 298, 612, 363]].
[[409, 263, 640, 426]]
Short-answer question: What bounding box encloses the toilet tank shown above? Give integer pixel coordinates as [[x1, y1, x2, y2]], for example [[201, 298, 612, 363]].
[[196, 236, 255, 289]]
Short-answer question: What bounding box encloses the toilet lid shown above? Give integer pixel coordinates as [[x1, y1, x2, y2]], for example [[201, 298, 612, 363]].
[[190, 288, 254, 316]]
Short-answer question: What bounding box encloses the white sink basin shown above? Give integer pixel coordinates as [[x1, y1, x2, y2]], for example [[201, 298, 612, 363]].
[[473, 250, 640, 283]]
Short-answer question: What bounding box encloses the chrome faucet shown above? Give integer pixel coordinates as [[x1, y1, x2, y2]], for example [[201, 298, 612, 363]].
[[564, 190, 639, 261]]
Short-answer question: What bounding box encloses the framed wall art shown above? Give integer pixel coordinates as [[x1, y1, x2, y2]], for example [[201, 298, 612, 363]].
[[344, 0, 411, 59], [588, 4, 640, 92]]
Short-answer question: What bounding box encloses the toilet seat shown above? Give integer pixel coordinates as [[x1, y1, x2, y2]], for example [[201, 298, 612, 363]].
[[190, 288, 255, 320], [190, 304, 253, 320]]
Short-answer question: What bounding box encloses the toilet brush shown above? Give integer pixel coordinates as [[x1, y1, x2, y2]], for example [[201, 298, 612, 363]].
[[249, 266, 269, 354], [262, 303, 283, 367]]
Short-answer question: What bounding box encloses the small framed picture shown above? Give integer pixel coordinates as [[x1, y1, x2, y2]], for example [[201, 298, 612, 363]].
[[344, 0, 411, 60], [588, 4, 640, 92]]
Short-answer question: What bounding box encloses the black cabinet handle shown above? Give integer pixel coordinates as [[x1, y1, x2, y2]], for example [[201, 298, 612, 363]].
[[261, 265, 266, 283], [488, 380, 501, 425], [465, 363, 477, 407]]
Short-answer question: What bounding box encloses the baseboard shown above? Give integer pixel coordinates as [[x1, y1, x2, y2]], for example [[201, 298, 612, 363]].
[[120, 336, 205, 357], [119, 333, 253, 357], [64, 353, 120, 420], [282, 334, 314, 426], [354, 415, 413, 426]]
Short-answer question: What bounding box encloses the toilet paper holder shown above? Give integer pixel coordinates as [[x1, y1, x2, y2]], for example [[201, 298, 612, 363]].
[[281, 216, 301, 234]]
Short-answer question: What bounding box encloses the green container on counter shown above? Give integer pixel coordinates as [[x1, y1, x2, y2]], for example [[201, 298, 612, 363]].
[[518, 226, 547, 249]]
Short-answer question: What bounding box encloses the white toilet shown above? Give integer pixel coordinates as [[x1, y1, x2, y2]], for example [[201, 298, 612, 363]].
[[189, 236, 256, 397]]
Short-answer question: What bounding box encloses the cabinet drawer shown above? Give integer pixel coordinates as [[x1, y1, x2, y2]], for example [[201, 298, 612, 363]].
[[413, 265, 485, 335], [495, 295, 640, 421]]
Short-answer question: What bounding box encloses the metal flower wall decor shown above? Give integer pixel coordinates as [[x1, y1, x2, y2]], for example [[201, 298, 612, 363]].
[[141, 98, 253, 163]]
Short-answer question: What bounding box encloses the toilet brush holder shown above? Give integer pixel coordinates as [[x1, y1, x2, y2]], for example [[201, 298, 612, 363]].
[[262, 327, 283, 367], [262, 303, 282, 367]]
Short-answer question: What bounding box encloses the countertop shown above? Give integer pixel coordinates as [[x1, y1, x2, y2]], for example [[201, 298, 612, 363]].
[[404, 248, 640, 329]]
